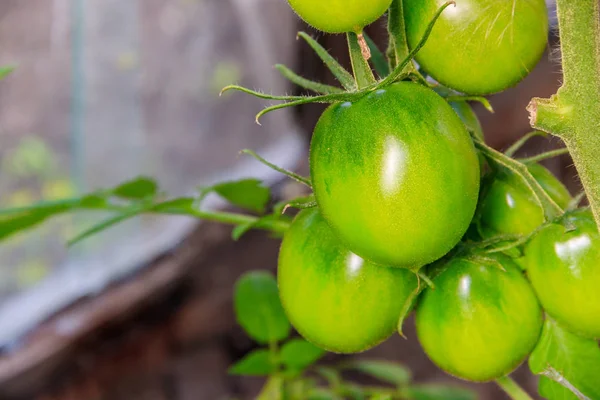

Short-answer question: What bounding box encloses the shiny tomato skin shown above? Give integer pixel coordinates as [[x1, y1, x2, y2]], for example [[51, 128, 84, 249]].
[[524, 209, 600, 339], [287, 0, 392, 34], [278, 208, 418, 353], [416, 254, 543, 382], [480, 164, 571, 237], [403, 0, 548, 95], [310, 82, 480, 268]]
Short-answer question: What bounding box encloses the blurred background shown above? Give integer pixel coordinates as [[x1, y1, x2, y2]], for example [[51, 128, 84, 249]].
[[0, 0, 578, 399]]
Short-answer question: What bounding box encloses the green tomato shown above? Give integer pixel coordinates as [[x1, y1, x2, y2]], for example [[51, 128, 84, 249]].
[[403, 0, 548, 95], [480, 164, 571, 237], [524, 209, 600, 339], [310, 82, 480, 268], [286, 0, 392, 34], [416, 254, 543, 382], [278, 208, 418, 353]]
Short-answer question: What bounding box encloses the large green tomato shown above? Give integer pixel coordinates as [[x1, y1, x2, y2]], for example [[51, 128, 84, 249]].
[[278, 208, 418, 353], [310, 82, 480, 268], [416, 254, 543, 382], [403, 0, 549, 95], [524, 209, 600, 339], [286, 0, 392, 34], [480, 164, 571, 236]]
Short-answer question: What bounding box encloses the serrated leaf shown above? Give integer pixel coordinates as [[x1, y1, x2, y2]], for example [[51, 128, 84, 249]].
[[280, 338, 325, 371], [0, 65, 15, 80], [343, 360, 411, 387], [529, 318, 600, 399], [234, 271, 290, 344], [402, 384, 476, 400], [228, 349, 276, 376], [112, 176, 158, 200], [201, 179, 270, 214]]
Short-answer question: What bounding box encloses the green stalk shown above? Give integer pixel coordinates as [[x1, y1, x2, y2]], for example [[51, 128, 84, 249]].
[[528, 0, 600, 225], [386, 0, 415, 73], [347, 32, 376, 89], [495, 376, 534, 400]]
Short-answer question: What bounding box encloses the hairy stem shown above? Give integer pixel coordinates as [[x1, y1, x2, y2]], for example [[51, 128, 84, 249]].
[[495, 376, 534, 400], [347, 32, 376, 89], [528, 0, 600, 225], [387, 0, 415, 73]]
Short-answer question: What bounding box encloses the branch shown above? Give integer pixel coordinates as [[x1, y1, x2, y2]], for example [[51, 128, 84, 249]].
[[528, 0, 600, 227]]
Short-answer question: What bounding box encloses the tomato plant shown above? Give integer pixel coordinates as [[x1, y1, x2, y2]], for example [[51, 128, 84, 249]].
[[479, 163, 571, 236], [310, 82, 480, 268], [524, 208, 600, 339], [278, 208, 418, 353], [287, 0, 392, 34], [416, 254, 543, 382], [403, 0, 549, 95], [3, 0, 600, 398]]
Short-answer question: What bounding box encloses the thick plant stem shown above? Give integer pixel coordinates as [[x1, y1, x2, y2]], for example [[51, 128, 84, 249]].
[[528, 0, 600, 225], [347, 32, 376, 89], [495, 376, 534, 400], [386, 0, 416, 73]]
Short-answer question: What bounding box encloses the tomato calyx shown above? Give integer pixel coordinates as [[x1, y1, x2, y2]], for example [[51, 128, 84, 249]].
[[221, 2, 456, 124]]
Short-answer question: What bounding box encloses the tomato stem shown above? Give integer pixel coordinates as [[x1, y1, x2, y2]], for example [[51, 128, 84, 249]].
[[386, 0, 415, 74], [347, 32, 376, 89], [495, 376, 534, 400], [528, 0, 600, 227]]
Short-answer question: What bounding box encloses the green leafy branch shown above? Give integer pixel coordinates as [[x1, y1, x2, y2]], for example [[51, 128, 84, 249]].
[[0, 151, 314, 244]]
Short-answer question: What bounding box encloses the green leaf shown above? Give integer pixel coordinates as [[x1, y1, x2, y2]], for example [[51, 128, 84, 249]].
[[363, 33, 390, 78], [112, 176, 158, 199], [258, 376, 284, 400], [0, 211, 57, 241], [342, 360, 411, 387], [281, 338, 325, 370], [0, 65, 16, 80], [275, 64, 343, 95], [228, 349, 276, 376], [200, 179, 270, 214], [402, 384, 477, 400], [297, 32, 357, 91], [529, 318, 600, 399], [234, 271, 291, 343]]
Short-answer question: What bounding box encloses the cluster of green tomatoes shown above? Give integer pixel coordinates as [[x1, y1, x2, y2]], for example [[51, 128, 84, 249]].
[[272, 0, 600, 384]]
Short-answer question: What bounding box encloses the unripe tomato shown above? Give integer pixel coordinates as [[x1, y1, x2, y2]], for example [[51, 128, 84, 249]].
[[480, 164, 571, 237], [416, 254, 543, 382], [278, 208, 418, 353], [310, 82, 480, 268], [287, 0, 392, 34], [403, 0, 549, 95], [524, 209, 600, 339]]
